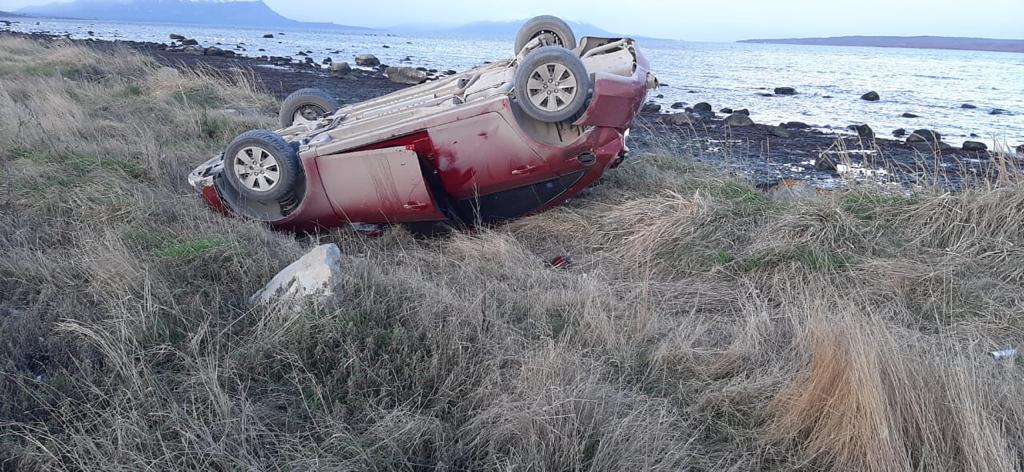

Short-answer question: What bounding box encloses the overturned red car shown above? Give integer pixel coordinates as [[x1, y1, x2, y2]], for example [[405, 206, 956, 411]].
[[188, 15, 657, 232]]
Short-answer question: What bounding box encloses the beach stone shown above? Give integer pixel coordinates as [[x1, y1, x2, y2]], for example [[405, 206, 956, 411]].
[[693, 102, 713, 114], [670, 102, 685, 109], [902, 112, 919, 118], [734, 109, 750, 116], [354, 54, 380, 67], [385, 66, 428, 85], [861, 91, 880, 101], [725, 113, 754, 127], [990, 108, 1009, 115], [720, 107, 733, 114], [767, 125, 793, 138], [445, 69, 457, 75], [907, 129, 941, 144], [251, 244, 345, 311], [666, 112, 697, 125], [783, 121, 810, 129], [329, 62, 352, 77], [892, 128, 907, 137], [852, 124, 874, 140], [641, 102, 661, 113], [962, 141, 988, 152], [961, 103, 977, 109], [169, 33, 185, 40], [263, 33, 274, 38], [815, 155, 838, 173], [180, 38, 198, 46], [774, 87, 797, 95]]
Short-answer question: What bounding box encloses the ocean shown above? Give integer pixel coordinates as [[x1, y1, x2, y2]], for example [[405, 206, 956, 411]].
[[4, 17, 1023, 147]]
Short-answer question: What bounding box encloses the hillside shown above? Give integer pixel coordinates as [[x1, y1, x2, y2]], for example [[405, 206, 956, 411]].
[[2, 34, 1024, 470], [17, 0, 371, 30], [739, 35, 1024, 53]]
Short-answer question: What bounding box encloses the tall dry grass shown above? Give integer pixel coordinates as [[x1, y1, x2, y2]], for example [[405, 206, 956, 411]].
[[2, 36, 1024, 471]]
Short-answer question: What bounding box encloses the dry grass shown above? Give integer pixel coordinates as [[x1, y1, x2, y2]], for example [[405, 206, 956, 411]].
[[2, 36, 1024, 471]]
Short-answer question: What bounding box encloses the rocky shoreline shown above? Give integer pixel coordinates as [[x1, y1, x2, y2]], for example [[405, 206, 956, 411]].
[[2, 29, 1021, 191]]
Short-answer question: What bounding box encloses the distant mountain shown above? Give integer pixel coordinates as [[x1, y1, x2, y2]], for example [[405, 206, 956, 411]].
[[396, 19, 628, 40], [738, 36, 1024, 53], [17, 0, 372, 31]]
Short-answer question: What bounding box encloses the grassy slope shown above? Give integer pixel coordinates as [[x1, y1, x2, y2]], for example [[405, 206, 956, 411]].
[[2, 37, 1024, 471]]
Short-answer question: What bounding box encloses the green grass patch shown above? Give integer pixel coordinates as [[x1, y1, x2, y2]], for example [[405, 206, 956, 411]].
[[840, 192, 918, 220], [734, 248, 857, 273]]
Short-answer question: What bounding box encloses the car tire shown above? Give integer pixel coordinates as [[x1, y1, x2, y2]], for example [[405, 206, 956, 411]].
[[514, 15, 577, 55], [222, 130, 302, 202], [279, 88, 339, 128], [513, 46, 591, 123]]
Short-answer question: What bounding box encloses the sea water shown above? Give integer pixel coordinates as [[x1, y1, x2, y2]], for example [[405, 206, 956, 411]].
[[4, 17, 1022, 147]]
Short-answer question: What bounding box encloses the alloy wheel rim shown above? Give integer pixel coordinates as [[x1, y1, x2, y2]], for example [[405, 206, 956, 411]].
[[527, 62, 578, 112], [233, 146, 281, 192]]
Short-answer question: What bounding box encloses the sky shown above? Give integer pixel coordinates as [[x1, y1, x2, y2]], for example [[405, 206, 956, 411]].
[[1, 0, 1022, 42]]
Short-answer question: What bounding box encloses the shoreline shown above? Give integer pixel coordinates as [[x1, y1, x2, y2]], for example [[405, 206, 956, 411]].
[[2, 29, 1020, 190]]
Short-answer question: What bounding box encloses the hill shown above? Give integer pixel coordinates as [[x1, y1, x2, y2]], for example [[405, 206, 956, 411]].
[[17, 0, 372, 31], [2, 33, 1024, 470], [738, 35, 1024, 53]]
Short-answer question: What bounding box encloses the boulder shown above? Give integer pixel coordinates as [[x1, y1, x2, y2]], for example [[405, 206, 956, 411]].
[[445, 69, 457, 75], [656, 94, 664, 99], [907, 129, 941, 143], [692, 102, 713, 114], [892, 128, 907, 137], [330, 62, 352, 77], [262, 33, 274, 38], [782, 121, 810, 129], [861, 91, 880, 101], [670, 102, 686, 109], [725, 113, 754, 127], [961, 103, 977, 109], [251, 244, 344, 310], [354, 54, 380, 67], [203, 47, 226, 56], [766, 125, 792, 138], [1016, 145, 1024, 155], [774, 87, 797, 95], [990, 108, 1009, 115], [734, 109, 750, 116], [852, 124, 874, 140], [962, 141, 988, 152], [641, 102, 662, 113], [169, 33, 186, 40], [181, 45, 204, 55], [719, 107, 733, 114], [180, 38, 198, 46], [902, 112, 919, 118], [385, 66, 428, 85], [323, 57, 333, 64]]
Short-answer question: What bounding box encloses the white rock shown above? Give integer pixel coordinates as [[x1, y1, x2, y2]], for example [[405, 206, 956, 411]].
[[251, 244, 344, 308]]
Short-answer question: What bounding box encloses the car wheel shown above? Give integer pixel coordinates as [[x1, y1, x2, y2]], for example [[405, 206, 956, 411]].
[[223, 130, 302, 202], [514, 15, 577, 54], [279, 88, 339, 128], [513, 46, 591, 123]]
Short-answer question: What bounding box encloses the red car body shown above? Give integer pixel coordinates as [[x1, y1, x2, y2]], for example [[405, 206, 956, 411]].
[[189, 37, 655, 231]]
